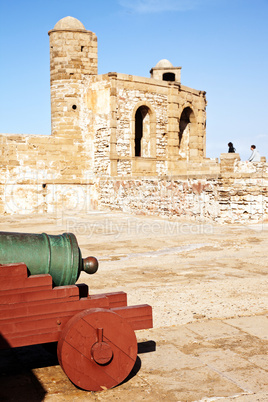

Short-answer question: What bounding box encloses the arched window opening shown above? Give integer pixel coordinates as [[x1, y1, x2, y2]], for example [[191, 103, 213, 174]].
[[135, 106, 150, 157], [179, 107, 192, 146], [178, 106, 194, 160], [163, 72, 175, 82], [135, 108, 142, 156]]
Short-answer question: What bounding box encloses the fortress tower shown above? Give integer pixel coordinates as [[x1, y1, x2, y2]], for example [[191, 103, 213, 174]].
[[48, 16, 98, 137]]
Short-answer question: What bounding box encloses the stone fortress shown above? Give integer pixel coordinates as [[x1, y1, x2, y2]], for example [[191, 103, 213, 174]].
[[0, 16, 267, 223]]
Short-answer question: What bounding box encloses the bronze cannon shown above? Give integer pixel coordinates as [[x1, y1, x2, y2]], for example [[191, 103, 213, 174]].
[[0, 231, 153, 392]]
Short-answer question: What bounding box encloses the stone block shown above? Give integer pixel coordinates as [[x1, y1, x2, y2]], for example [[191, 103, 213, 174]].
[[225, 316, 268, 340], [168, 123, 179, 132]]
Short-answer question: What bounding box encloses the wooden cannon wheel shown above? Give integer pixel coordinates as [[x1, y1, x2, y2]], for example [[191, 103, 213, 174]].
[[57, 308, 138, 391]]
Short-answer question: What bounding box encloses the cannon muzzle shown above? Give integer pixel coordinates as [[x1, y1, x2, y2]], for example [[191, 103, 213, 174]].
[[0, 231, 98, 286]]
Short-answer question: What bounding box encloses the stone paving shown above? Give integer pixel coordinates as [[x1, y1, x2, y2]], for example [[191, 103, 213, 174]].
[[0, 211, 267, 401]]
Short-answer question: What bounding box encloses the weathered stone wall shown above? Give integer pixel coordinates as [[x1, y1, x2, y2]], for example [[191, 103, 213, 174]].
[[86, 77, 112, 176], [167, 84, 207, 167], [217, 159, 268, 223], [1, 180, 96, 216], [0, 130, 93, 184], [105, 73, 208, 177], [116, 85, 168, 158], [0, 161, 267, 224], [96, 166, 268, 224]]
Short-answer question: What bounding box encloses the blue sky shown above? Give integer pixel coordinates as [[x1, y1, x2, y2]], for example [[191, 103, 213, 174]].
[[0, 0, 267, 161]]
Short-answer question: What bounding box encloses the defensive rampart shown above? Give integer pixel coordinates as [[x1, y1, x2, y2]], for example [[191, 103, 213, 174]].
[[1, 154, 267, 224]]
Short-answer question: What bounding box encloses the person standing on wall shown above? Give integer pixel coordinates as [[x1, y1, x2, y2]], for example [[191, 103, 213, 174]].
[[248, 145, 261, 162], [228, 142, 236, 153]]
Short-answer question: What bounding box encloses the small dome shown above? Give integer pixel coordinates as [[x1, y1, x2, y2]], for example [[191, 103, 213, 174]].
[[155, 59, 173, 68], [54, 16, 85, 30]]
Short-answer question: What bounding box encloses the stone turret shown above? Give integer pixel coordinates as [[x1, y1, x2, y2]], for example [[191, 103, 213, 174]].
[[48, 16, 98, 136], [150, 59, 181, 83], [48, 16, 97, 80]]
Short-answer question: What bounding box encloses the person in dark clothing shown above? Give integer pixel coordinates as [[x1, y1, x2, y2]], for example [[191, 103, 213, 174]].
[[228, 142, 236, 153]]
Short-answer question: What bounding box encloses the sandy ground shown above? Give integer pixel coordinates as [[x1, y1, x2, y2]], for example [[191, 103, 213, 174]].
[[0, 211, 268, 401]]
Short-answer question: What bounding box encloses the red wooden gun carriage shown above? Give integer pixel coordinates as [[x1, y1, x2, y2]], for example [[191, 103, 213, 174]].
[[0, 231, 153, 391]]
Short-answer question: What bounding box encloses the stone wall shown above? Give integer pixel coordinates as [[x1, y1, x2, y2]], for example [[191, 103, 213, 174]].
[[1, 180, 95, 216], [86, 77, 112, 176], [104, 73, 209, 177], [116, 86, 168, 158], [1, 161, 267, 224], [0, 130, 93, 184], [96, 165, 268, 224]]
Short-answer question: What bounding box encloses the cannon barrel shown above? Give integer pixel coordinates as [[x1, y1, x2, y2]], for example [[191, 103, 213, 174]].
[[0, 231, 98, 286]]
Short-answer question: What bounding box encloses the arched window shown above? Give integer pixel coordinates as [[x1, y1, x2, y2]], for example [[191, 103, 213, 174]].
[[135, 106, 150, 157], [179, 107, 192, 146], [178, 106, 196, 160], [163, 72, 175, 82]]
